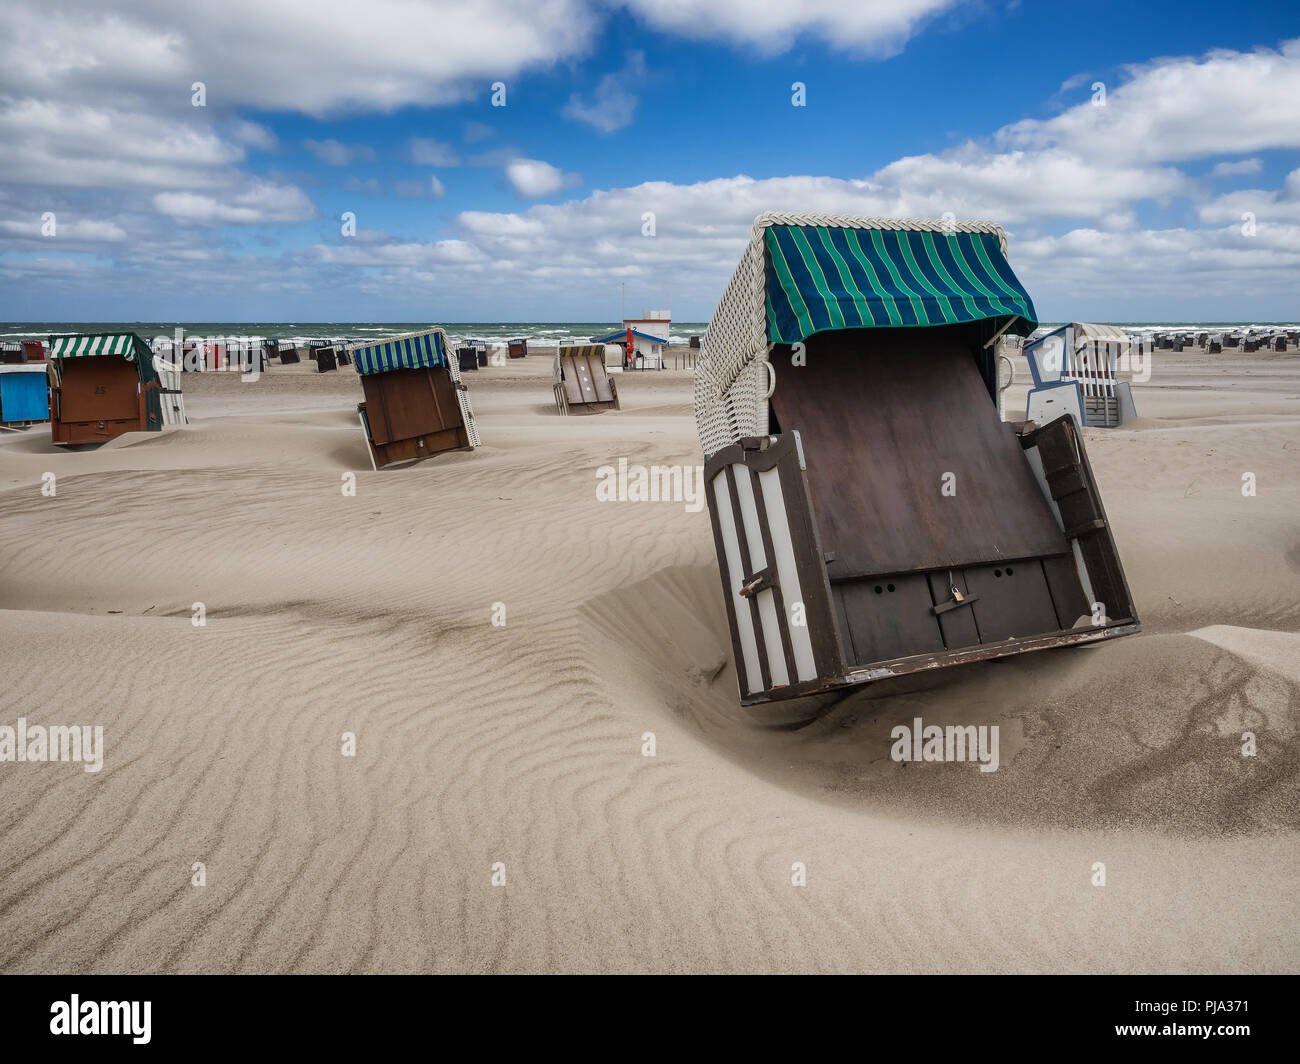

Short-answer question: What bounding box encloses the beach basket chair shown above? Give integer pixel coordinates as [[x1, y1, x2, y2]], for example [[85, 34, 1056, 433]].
[[508, 338, 527, 359], [456, 346, 480, 372], [553, 343, 619, 415], [46, 332, 187, 444], [345, 327, 480, 470], [1023, 323, 1138, 428], [278, 342, 301, 364], [695, 212, 1140, 706], [0, 364, 49, 425]]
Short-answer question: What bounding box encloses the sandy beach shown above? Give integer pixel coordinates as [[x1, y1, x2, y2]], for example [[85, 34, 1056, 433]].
[[1, 344, 1297, 974]]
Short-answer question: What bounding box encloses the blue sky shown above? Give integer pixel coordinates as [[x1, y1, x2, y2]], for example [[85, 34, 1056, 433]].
[[1, 0, 1298, 322]]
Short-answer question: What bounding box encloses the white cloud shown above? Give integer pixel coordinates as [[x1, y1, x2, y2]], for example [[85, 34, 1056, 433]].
[[410, 138, 461, 167], [304, 138, 377, 166], [0, 217, 127, 242], [504, 158, 581, 198], [1197, 167, 1300, 224], [153, 181, 316, 225], [231, 121, 279, 152], [463, 121, 495, 144], [619, 0, 960, 56], [563, 52, 645, 133], [0, 0, 601, 116], [395, 176, 446, 199], [1000, 38, 1300, 163], [1209, 158, 1263, 178]]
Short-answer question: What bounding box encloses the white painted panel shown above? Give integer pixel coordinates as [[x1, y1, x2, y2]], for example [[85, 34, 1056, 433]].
[[713, 468, 762, 694], [1022, 445, 1064, 531], [732, 468, 788, 687], [758, 466, 817, 682]]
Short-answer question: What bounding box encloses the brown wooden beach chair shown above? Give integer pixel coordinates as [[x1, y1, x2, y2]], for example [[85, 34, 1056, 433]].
[[346, 328, 480, 470], [278, 343, 301, 364], [695, 213, 1140, 707], [46, 333, 182, 444], [508, 338, 527, 359], [553, 344, 619, 415], [456, 346, 480, 372]]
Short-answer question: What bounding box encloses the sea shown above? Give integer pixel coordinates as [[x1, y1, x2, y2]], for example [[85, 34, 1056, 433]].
[[2, 321, 1297, 348], [0, 322, 711, 348]]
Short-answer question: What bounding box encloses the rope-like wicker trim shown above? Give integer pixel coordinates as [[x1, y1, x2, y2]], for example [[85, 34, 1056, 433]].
[[695, 213, 1011, 457]]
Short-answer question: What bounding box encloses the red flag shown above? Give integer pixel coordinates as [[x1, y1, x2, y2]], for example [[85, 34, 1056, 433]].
[[626, 327, 634, 366]]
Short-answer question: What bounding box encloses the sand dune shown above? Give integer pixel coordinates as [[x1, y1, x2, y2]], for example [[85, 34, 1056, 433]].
[[1, 347, 1297, 973]]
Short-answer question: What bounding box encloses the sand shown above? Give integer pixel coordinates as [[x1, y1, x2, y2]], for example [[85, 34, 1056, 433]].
[[0, 344, 1297, 973]]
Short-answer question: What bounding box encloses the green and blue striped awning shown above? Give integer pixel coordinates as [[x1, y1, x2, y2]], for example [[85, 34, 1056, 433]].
[[349, 329, 447, 376], [763, 225, 1037, 343]]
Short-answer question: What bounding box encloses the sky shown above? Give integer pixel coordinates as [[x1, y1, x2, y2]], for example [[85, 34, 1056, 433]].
[[0, 0, 1298, 323]]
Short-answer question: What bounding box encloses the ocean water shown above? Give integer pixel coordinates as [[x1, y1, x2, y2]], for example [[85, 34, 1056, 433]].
[[2, 320, 1296, 349], [0, 322, 712, 348]]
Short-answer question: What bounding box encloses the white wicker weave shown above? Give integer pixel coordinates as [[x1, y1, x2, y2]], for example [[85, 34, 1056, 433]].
[[694, 212, 1013, 457]]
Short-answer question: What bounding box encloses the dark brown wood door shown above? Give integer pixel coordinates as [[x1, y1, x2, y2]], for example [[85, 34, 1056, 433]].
[[770, 326, 1069, 580], [362, 367, 464, 446]]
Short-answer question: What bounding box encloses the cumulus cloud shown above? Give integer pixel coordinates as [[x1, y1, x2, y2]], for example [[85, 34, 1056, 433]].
[[153, 181, 316, 225], [410, 138, 461, 167], [395, 176, 447, 199], [619, 0, 961, 56], [999, 38, 1300, 163], [1210, 158, 1263, 178], [304, 138, 377, 166], [0, 0, 601, 116], [563, 52, 645, 133], [504, 159, 581, 198]]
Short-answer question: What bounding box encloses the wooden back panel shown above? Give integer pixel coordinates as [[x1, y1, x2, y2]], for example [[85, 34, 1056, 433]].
[[770, 327, 1068, 578], [361, 366, 464, 446], [58, 358, 141, 422], [560, 353, 615, 405]]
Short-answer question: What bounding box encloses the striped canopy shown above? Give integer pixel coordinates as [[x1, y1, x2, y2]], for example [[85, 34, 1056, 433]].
[[763, 225, 1037, 343], [47, 332, 159, 388], [347, 328, 447, 376], [48, 333, 150, 361]]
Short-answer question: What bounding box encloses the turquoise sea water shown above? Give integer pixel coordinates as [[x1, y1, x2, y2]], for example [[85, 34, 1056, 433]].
[[2, 320, 1296, 346], [0, 322, 711, 347]]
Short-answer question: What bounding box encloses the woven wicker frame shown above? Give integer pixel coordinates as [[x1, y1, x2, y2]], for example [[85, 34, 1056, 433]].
[[694, 212, 1014, 457]]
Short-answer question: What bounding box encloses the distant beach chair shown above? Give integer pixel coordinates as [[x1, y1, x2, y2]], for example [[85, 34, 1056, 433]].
[[21, 341, 46, 362], [1274, 335, 1288, 352], [0, 364, 49, 425], [0, 341, 24, 364], [278, 343, 301, 364], [456, 346, 480, 372], [553, 343, 619, 415], [1023, 323, 1138, 428], [316, 346, 338, 372], [508, 338, 527, 359], [1243, 337, 1259, 352], [689, 335, 701, 349], [47, 332, 187, 444], [696, 212, 1140, 706], [346, 327, 480, 470], [1208, 336, 1223, 354]]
